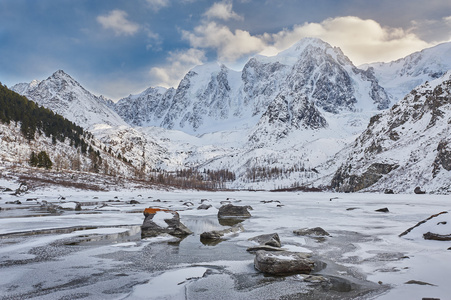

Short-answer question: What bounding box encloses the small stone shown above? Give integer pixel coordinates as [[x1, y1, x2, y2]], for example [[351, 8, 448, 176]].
[[405, 280, 436, 286], [384, 189, 394, 194], [249, 233, 281, 248], [375, 207, 389, 213], [414, 186, 426, 194], [293, 227, 330, 236], [197, 204, 212, 210]]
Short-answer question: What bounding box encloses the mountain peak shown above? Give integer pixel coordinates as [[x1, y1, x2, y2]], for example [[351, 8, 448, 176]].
[[50, 69, 75, 81]]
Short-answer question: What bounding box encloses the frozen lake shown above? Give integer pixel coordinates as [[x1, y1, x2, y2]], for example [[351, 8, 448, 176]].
[[0, 183, 450, 299]]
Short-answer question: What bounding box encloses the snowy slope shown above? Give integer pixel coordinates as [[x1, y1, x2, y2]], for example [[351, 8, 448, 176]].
[[0, 121, 138, 179], [362, 42, 451, 104], [11, 70, 127, 129], [330, 71, 451, 194]]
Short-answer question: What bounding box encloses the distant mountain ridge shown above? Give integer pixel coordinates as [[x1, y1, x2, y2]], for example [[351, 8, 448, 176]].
[[362, 42, 451, 104]]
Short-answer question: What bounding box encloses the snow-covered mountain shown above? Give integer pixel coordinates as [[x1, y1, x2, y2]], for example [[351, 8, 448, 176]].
[[362, 42, 451, 104], [11, 70, 127, 129], [330, 71, 451, 194], [112, 38, 390, 135], [8, 38, 451, 192]]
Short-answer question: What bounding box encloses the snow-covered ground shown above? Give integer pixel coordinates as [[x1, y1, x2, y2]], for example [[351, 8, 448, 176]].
[[0, 178, 450, 299]]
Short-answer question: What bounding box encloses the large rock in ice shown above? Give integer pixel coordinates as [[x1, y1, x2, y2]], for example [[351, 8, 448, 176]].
[[254, 250, 314, 275], [141, 208, 192, 238], [217, 204, 252, 219]]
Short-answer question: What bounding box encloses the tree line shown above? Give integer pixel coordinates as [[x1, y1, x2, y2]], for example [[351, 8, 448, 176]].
[[0, 83, 84, 145], [0, 83, 102, 171]]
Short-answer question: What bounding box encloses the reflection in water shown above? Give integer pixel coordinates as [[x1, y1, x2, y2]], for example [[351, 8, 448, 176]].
[[218, 217, 245, 227], [183, 217, 225, 234], [200, 237, 224, 246], [64, 226, 142, 246]]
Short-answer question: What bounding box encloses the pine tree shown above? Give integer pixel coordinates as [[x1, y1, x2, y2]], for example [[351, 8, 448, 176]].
[[29, 151, 38, 167]]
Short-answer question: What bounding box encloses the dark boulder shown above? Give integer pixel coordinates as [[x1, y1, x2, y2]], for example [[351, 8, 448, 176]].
[[254, 250, 314, 275], [218, 204, 252, 219], [414, 186, 426, 194], [384, 189, 394, 194], [141, 208, 192, 238]]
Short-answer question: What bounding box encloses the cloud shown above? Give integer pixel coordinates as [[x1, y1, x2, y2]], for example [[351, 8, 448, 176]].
[[204, 1, 243, 21], [145, 0, 170, 11], [149, 48, 206, 87], [97, 10, 139, 36], [182, 22, 265, 61], [182, 16, 439, 66], [156, 16, 447, 88], [263, 16, 434, 65]]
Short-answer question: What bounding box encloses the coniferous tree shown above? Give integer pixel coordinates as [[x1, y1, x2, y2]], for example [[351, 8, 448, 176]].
[[29, 151, 38, 167]]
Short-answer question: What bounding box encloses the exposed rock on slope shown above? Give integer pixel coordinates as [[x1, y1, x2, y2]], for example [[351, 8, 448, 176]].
[[331, 71, 451, 193]]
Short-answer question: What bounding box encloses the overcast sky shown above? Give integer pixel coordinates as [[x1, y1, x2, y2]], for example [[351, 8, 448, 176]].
[[1, 0, 450, 100]]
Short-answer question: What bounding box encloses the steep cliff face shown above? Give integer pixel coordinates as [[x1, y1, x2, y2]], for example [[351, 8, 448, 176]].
[[11, 70, 127, 129], [331, 71, 451, 193]]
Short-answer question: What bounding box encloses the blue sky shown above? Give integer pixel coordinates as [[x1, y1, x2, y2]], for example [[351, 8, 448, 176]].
[[1, 0, 450, 100]]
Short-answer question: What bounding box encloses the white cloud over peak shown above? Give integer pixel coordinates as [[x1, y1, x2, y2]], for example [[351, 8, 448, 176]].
[[149, 48, 206, 87], [182, 22, 265, 61], [97, 10, 139, 36], [182, 16, 436, 66], [204, 1, 243, 21], [263, 16, 432, 65]]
